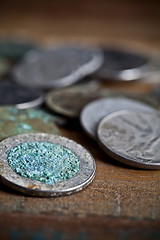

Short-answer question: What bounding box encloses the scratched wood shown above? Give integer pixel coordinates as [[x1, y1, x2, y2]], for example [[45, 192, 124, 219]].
[[0, 1, 160, 239]]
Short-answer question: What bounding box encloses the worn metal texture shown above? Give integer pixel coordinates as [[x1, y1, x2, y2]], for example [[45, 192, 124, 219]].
[[97, 110, 160, 169]]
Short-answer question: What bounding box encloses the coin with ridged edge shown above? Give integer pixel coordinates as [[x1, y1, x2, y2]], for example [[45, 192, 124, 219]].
[[80, 97, 157, 140], [0, 133, 96, 197], [12, 46, 104, 89], [97, 110, 160, 169]]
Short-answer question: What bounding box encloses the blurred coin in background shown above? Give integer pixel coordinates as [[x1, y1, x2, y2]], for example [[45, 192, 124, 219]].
[[0, 107, 59, 141], [0, 39, 38, 61], [97, 48, 159, 82], [0, 81, 44, 109], [12, 46, 104, 89], [0, 57, 10, 78]]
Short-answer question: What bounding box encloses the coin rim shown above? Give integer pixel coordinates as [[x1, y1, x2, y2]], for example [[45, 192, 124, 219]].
[[0, 133, 96, 197], [97, 110, 160, 169]]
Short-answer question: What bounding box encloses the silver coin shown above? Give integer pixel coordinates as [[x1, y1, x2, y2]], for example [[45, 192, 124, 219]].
[[97, 110, 160, 169], [80, 97, 157, 139], [0, 82, 44, 109], [0, 133, 96, 197], [97, 48, 157, 81], [12, 46, 103, 89]]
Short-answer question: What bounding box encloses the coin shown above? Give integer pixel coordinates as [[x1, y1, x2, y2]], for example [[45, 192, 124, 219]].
[[80, 97, 157, 139], [0, 107, 59, 141], [97, 110, 160, 169], [46, 82, 105, 118], [97, 48, 155, 81], [0, 39, 37, 60], [0, 133, 96, 197], [12, 46, 104, 89], [0, 82, 44, 109], [0, 57, 10, 77]]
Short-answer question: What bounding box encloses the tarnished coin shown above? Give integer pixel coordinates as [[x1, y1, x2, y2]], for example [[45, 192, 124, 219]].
[[46, 83, 105, 118], [0, 57, 10, 77], [12, 46, 103, 89], [97, 48, 155, 81], [0, 39, 37, 60], [0, 82, 43, 109], [0, 107, 59, 141], [97, 110, 160, 169], [0, 133, 96, 197], [80, 97, 157, 139]]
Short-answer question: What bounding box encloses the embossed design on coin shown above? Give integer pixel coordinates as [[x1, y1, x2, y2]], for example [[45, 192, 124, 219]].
[[0, 82, 43, 108], [97, 110, 160, 169], [0, 133, 96, 197], [80, 97, 157, 139], [13, 46, 103, 89]]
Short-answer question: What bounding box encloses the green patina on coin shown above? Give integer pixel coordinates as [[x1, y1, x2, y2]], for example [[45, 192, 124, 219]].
[[0, 107, 59, 140], [7, 141, 80, 185]]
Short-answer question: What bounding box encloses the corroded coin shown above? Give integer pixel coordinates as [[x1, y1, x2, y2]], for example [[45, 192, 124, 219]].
[[0, 133, 96, 197], [0, 107, 59, 141], [0, 39, 37, 60], [97, 110, 160, 169], [13, 46, 103, 89], [80, 97, 157, 139], [0, 82, 43, 109], [97, 48, 155, 81]]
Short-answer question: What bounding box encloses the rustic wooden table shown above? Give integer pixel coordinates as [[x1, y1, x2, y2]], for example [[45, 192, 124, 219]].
[[0, 1, 160, 239]]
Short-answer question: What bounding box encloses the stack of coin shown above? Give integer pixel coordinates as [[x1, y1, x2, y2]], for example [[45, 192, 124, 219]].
[[80, 97, 160, 169], [0, 39, 160, 196]]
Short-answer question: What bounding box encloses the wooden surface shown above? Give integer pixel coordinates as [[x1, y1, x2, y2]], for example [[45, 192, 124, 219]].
[[0, 1, 160, 239]]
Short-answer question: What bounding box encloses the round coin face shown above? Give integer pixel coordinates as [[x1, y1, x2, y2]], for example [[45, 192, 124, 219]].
[[97, 110, 160, 169], [0, 133, 96, 197], [0, 107, 59, 141], [97, 48, 153, 81], [12, 46, 103, 89], [0, 82, 43, 109], [80, 97, 157, 139]]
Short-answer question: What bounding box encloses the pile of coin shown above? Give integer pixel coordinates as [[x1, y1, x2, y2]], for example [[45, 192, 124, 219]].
[[0, 38, 160, 197], [80, 97, 160, 169]]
